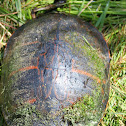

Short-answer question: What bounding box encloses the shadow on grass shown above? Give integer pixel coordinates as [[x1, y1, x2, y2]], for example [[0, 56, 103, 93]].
[[0, 107, 7, 126]]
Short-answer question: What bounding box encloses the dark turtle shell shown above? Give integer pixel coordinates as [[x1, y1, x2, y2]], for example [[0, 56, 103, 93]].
[[0, 13, 110, 126]]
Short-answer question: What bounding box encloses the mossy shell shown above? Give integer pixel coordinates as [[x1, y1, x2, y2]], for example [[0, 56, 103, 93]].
[[0, 13, 110, 126]]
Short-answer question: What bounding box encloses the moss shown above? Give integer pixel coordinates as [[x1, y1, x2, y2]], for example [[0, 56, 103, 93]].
[[65, 31, 106, 82], [62, 94, 101, 125]]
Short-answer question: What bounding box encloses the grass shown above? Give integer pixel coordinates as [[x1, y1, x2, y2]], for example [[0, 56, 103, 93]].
[[0, 0, 126, 126]]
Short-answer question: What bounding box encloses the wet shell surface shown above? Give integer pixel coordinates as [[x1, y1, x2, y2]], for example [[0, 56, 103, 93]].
[[0, 13, 110, 126]]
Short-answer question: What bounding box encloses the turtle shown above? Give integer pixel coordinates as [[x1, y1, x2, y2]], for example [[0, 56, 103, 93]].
[[0, 13, 110, 126]]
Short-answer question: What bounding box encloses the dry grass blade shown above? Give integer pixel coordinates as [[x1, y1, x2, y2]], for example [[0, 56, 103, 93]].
[[0, 23, 11, 37], [78, 0, 93, 16]]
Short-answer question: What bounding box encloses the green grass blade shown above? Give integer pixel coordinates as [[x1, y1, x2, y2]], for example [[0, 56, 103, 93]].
[[0, 7, 24, 25], [78, 0, 85, 16], [15, 0, 22, 19], [82, 36, 95, 50], [95, 0, 110, 31]]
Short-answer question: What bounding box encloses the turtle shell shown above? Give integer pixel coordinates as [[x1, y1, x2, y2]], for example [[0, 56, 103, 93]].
[[0, 13, 110, 126]]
